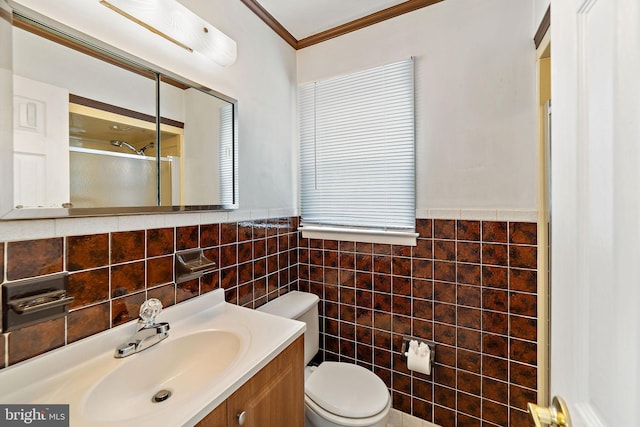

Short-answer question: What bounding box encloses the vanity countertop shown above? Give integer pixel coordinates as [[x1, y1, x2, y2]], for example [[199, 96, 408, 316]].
[[0, 288, 304, 426]]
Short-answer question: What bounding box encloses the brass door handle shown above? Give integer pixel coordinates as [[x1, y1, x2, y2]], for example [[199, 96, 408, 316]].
[[528, 396, 572, 427]]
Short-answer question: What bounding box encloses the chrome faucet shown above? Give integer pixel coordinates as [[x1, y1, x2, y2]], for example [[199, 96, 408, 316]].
[[114, 298, 170, 358]]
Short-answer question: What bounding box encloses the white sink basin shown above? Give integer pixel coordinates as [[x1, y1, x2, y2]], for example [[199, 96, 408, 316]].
[[0, 288, 304, 427], [83, 330, 242, 423]]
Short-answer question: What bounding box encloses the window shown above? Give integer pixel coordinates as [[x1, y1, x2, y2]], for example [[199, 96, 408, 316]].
[[299, 59, 417, 245]]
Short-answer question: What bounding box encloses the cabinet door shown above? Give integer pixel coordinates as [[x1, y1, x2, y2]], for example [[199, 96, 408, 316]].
[[195, 402, 226, 427], [226, 336, 304, 427]]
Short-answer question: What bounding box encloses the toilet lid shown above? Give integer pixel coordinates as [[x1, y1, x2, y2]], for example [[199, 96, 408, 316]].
[[305, 362, 389, 419]]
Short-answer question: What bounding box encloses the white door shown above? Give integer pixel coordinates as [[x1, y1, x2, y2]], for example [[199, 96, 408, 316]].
[[13, 75, 70, 208], [550, 0, 640, 425]]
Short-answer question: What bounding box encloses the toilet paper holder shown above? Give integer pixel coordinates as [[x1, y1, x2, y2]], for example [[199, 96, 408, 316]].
[[401, 336, 435, 362]]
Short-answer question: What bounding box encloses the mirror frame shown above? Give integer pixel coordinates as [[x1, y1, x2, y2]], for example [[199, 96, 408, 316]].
[[1, 3, 239, 220]]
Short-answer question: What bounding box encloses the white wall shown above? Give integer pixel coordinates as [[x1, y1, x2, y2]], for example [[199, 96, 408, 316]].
[[181, 0, 298, 213], [13, 29, 157, 116], [297, 0, 538, 219], [3, 0, 539, 237], [182, 88, 222, 205], [0, 1, 13, 217], [535, 0, 550, 30]]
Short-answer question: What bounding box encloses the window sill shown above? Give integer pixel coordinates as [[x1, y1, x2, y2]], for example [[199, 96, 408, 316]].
[[299, 224, 418, 246]]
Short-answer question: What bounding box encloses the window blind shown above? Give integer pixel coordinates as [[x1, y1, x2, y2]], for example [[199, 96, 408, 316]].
[[219, 103, 234, 205], [299, 58, 415, 233]]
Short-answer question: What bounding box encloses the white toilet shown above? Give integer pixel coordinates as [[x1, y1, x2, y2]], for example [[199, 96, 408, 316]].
[[258, 291, 391, 427]]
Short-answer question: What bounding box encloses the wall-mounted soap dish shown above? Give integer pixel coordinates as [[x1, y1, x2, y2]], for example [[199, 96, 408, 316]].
[[175, 249, 217, 283], [2, 272, 73, 332]]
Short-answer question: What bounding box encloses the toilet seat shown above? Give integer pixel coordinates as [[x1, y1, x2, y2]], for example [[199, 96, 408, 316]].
[[305, 394, 391, 427], [305, 362, 390, 419]]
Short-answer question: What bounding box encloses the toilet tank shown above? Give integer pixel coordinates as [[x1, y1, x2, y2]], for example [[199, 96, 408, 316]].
[[257, 291, 319, 365]]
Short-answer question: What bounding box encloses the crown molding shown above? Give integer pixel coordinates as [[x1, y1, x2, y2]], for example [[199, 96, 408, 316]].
[[533, 5, 550, 49], [241, 0, 443, 50], [297, 0, 443, 49], [239, 0, 298, 49]]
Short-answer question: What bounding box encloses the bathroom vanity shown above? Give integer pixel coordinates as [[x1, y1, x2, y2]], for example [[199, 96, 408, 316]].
[[196, 336, 303, 427], [0, 289, 305, 427]]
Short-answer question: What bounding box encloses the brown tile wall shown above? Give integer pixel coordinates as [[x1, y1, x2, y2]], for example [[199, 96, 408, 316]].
[[0, 217, 539, 427], [298, 219, 538, 427], [0, 217, 299, 366]]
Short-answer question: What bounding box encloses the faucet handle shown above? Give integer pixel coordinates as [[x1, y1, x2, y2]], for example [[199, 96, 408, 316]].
[[139, 298, 163, 323]]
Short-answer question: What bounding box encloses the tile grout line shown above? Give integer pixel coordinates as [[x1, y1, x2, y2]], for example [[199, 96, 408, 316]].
[[507, 220, 512, 425], [479, 220, 484, 425]]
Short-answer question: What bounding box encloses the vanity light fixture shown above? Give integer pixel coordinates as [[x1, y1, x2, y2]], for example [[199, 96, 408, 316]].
[[99, 0, 237, 66]]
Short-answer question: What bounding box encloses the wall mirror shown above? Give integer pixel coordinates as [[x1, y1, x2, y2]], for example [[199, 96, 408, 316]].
[[1, 6, 238, 219]]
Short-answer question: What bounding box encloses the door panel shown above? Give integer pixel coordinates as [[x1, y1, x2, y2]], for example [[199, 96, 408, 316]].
[[551, 0, 640, 425], [13, 75, 69, 208]]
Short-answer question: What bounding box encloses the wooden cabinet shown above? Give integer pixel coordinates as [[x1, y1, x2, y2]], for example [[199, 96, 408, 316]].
[[196, 336, 304, 427], [195, 402, 226, 427]]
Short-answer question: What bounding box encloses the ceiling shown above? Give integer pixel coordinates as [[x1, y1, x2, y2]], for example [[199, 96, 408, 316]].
[[241, 0, 443, 49], [256, 0, 407, 40]]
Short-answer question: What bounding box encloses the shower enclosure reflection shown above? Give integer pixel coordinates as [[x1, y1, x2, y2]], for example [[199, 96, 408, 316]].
[[67, 103, 176, 208]]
